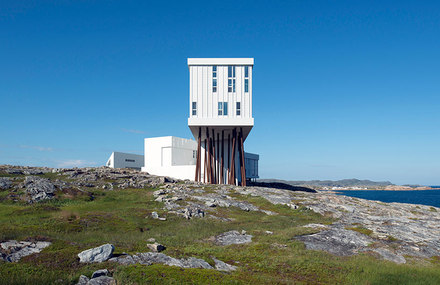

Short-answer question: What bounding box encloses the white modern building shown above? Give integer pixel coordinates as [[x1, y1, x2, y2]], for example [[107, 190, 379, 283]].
[[140, 136, 259, 182], [106, 152, 144, 170], [125, 57, 258, 184], [188, 58, 255, 185]]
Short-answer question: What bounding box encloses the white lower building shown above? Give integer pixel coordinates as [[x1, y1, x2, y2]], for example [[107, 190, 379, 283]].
[[106, 152, 144, 170], [141, 136, 258, 181]]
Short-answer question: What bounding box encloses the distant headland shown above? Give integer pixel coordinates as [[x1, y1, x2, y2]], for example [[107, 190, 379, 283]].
[[259, 178, 433, 191]]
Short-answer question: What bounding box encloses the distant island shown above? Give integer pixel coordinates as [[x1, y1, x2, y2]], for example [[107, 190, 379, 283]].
[[258, 178, 433, 190]]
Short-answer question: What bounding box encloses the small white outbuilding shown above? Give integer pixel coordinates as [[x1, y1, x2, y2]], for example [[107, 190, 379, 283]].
[[106, 152, 144, 170]]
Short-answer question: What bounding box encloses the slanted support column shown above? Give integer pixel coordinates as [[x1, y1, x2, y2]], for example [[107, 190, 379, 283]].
[[229, 128, 237, 185], [204, 138, 207, 183], [220, 130, 224, 184], [227, 133, 230, 184], [206, 127, 211, 184], [240, 128, 246, 186]]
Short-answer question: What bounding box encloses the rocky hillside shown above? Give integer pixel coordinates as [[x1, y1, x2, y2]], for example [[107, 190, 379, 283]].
[[1, 165, 440, 284]]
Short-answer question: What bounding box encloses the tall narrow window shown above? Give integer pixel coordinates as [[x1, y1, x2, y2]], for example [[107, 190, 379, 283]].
[[244, 66, 249, 93], [236, 102, 241, 116], [228, 66, 236, 92], [212, 66, 217, 92], [218, 102, 228, 116], [218, 102, 223, 115], [192, 102, 197, 116]]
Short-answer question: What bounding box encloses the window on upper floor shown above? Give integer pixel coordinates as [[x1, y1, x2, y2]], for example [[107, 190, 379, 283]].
[[228, 66, 236, 92], [218, 102, 228, 116], [244, 66, 249, 93], [192, 102, 197, 116], [212, 66, 217, 92], [236, 102, 241, 116]]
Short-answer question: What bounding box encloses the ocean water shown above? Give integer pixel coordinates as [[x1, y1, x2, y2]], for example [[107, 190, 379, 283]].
[[335, 190, 440, 208]]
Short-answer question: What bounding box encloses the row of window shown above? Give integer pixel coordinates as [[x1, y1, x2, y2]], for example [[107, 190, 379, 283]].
[[191, 102, 241, 116], [211, 66, 250, 93]]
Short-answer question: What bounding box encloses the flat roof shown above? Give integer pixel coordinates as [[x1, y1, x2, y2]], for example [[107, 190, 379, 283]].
[[188, 58, 254, 66]]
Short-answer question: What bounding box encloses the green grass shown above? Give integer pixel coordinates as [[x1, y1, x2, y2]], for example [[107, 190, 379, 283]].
[[0, 182, 440, 284], [345, 226, 374, 236]]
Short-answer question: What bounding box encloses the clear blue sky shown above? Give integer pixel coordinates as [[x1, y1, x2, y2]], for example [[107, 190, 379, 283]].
[[1, 1, 439, 185]]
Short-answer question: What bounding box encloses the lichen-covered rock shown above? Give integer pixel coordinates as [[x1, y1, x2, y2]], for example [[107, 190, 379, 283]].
[[78, 244, 114, 263], [23, 176, 56, 203], [0, 177, 12, 190], [110, 252, 213, 269], [213, 257, 237, 271], [0, 240, 51, 262], [87, 276, 116, 285], [91, 269, 109, 279], [76, 275, 89, 285], [215, 230, 253, 246]]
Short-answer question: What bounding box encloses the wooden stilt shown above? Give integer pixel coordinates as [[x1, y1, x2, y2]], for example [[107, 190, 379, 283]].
[[229, 128, 236, 185], [221, 130, 224, 184], [211, 129, 216, 184], [216, 132, 219, 184], [203, 139, 208, 183], [239, 128, 246, 186], [226, 134, 231, 184], [206, 128, 211, 184]]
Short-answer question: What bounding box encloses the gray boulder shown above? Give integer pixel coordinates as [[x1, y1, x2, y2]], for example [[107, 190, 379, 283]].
[[23, 176, 56, 202], [87, 276, 116, 285], [110, 252, 213, 269], [91, 269, 109, 279], [215, 230, 253, 246], [76, 275, 89, 285], [0, 240, 51, 262], [213, 257, 237, 272], [78, 244, 114, 263], [296, 227, 372, 256], [0, 177, 12, 190]]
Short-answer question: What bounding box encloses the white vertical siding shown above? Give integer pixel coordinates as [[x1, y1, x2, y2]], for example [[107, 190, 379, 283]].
[[189, 64, 253, 120]]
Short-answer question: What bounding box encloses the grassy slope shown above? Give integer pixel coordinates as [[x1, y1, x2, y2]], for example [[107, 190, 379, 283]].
[[0, 175, 440, 284]]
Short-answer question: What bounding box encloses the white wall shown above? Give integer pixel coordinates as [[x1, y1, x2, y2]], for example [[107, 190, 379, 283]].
[[106, 152, 144, 170], [142, 136, 197, 180], [141, 135, 259, 182], [188, 58, 253, 125]]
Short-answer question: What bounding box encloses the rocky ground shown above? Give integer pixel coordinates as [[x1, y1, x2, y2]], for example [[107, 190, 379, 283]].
[[1, 165, 440, 284]]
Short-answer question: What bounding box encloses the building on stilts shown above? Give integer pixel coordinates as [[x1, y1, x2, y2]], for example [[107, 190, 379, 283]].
[[188, 58, 255, 186], [140, 58, 258, 185]]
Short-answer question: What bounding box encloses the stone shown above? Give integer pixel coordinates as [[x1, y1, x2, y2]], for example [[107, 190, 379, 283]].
[[215, 230, 253, 246], [147, 242, 166, 252], [76, 275, 89, 285], [110, 252, 213, 269], [371, 248, 406, 264], [296, 228, 373, 256], [147, 238, 156, 242], [87, 276, 116, 285], [23, 176, 56, 203], [212, 257, 237, 272], [151, 211, 159, 219], [78, 244, 114, 263], [265, 231, 273, 235], [0, 177, 12, 189], [0, 240, 51, 262], [91, 269, 109, 279]]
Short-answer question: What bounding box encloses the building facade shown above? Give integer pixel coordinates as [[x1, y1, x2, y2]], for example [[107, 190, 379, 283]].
[[188, 58, 255, 185], [106, 152, 144, 170]]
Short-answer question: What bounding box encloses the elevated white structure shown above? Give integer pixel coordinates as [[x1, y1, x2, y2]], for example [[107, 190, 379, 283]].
[[188, 58, 255, 185], [106, 152, 144, 170]]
